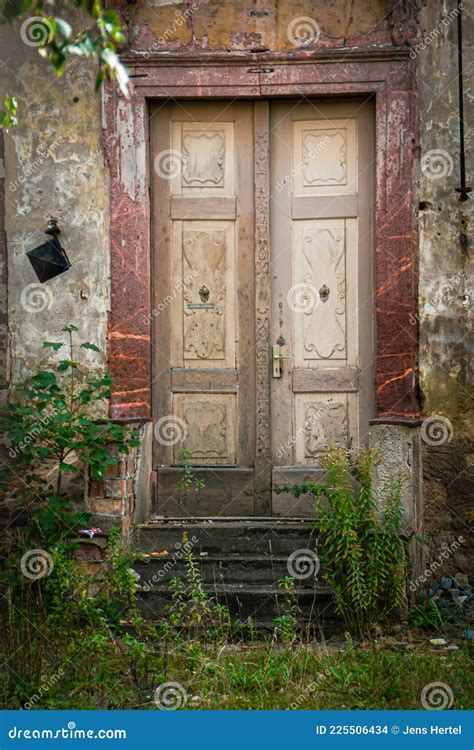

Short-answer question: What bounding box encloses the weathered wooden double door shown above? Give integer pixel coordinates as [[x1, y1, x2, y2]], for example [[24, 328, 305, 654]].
[[151, 99, 375, 516]]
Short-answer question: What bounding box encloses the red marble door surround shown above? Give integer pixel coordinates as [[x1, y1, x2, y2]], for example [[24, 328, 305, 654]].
[[103, 49, 420, 424]]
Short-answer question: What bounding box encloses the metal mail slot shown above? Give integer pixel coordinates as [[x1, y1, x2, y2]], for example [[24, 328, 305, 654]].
[[186, 303, 215, 309]]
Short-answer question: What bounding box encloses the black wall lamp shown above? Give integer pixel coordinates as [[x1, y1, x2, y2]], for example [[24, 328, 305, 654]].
[[26, 218, 71, 283], [455, 1, 471, 202]]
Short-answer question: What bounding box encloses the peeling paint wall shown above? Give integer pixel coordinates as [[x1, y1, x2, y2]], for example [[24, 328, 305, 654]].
[[128, 0, 389, 52], [416, 0, 473, 562], [0, 35, 109, 377]]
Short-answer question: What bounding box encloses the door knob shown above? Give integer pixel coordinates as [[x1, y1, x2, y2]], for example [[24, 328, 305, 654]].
[[272, 343, 290, 378]]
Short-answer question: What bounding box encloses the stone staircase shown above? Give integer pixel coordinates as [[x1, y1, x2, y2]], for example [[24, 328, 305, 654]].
[[132, 518, 337, 633]]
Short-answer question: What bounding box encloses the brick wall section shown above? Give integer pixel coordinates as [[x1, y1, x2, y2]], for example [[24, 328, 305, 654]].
[[87, 446, 139, 538]]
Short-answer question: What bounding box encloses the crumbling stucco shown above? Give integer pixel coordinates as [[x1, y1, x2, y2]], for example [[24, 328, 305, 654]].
[[415, 0, 474, 540], [129, 0, 388, 53], [415, 0, 473, 547], [0, 39, 109, 379]]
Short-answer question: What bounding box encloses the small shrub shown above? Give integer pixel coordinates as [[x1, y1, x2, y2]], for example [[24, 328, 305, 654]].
[[175, 448, 205, 499], [273, 576, 300, 643], [275, 447, 407, 634], [408, 597, 443, 631], [0, 325, 139, 529], [0, 327, 146, 707]]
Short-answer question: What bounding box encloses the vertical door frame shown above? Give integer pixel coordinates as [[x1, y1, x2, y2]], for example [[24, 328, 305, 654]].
[[104, 51, 420, 448], [253, 101, 272, 514]]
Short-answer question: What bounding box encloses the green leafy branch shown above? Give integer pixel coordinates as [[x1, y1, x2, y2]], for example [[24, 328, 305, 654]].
[[1, 0, 129, 127], [1, 325, 139, 516]]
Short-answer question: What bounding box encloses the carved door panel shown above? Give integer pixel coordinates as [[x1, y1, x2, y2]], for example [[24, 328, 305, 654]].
[[270, 100, 375, 515], [151, 102, 256, 515]]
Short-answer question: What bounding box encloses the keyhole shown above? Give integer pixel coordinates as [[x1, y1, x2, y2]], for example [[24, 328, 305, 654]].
[[319, 284, 330, 302], [199, 285, 210, 303]]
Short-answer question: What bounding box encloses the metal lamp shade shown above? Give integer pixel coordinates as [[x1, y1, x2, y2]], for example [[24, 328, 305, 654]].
[[26, 219, 71, 283]]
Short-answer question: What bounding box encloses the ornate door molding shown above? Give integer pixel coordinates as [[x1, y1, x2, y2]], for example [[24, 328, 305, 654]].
[[104, 50, 420, 427], [254, 102, 272, 513]]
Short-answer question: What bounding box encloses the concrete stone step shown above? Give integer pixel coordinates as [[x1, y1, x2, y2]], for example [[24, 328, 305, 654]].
[[135, 553, 318, 586], [134, 518, 318, 556], [137, 582, 335, 628], [132, 518, 333, 630]]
